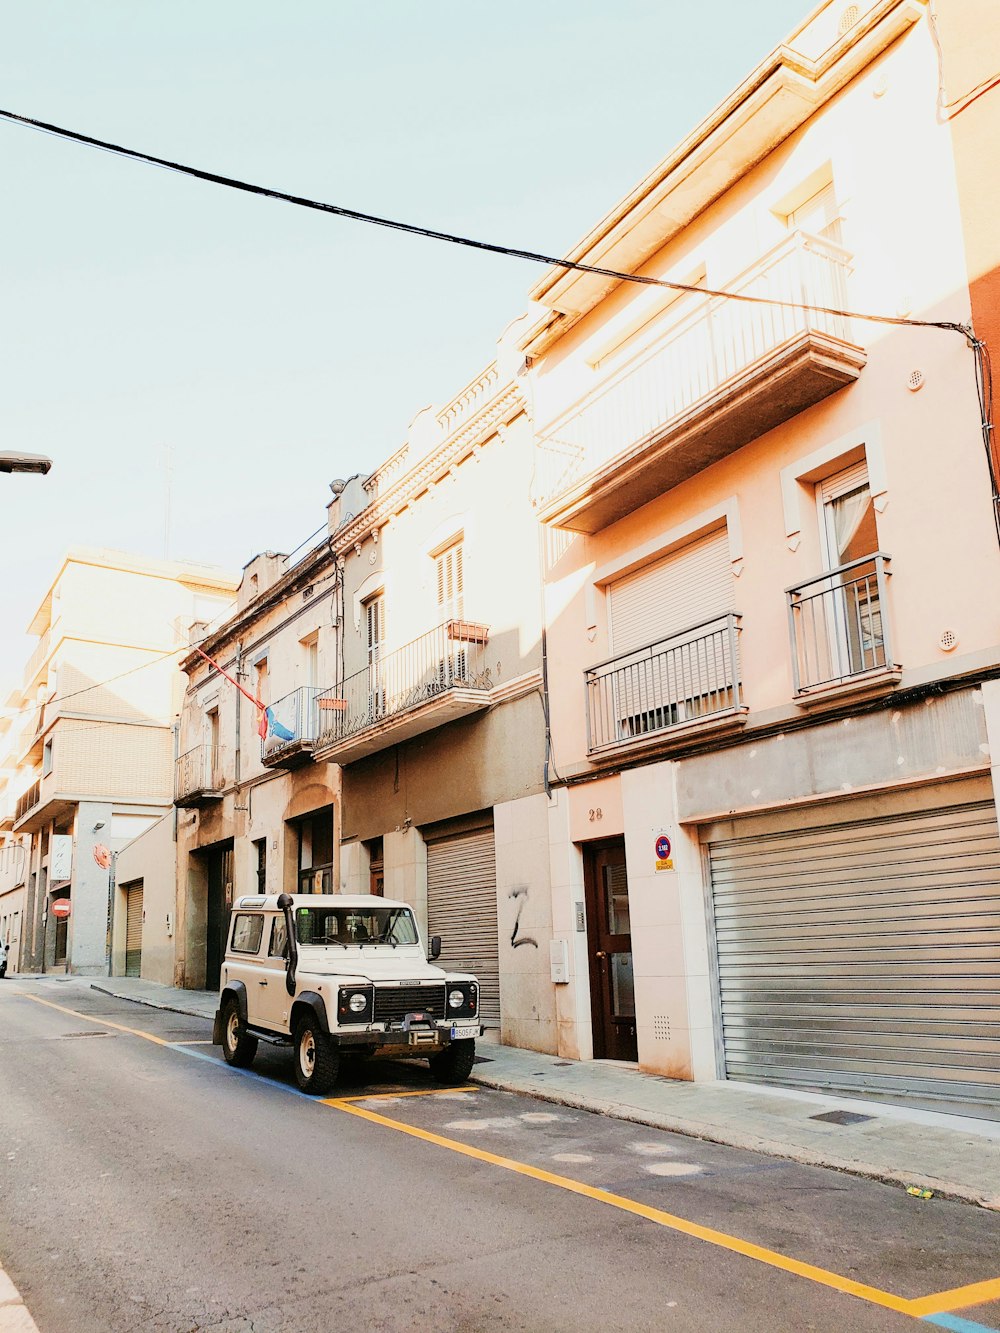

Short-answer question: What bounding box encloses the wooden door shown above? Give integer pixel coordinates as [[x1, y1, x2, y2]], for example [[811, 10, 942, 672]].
[[584, 840, 637, 1061]]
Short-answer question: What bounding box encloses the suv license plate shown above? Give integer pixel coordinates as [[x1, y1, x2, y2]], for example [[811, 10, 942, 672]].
[[450, 1024, 478, 1040]]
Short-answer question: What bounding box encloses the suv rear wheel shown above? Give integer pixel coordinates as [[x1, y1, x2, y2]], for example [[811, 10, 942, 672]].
[[221, 996, 258, 1068], [429, 1038, 476, 1085], [293, 1013, 339, 1095]]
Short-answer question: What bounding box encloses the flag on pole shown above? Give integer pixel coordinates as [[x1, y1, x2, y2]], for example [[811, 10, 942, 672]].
[[194, 645, 295, 743]]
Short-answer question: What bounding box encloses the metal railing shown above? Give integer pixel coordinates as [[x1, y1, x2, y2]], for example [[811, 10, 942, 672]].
[[317, 622, 491, 746], [787, 553, 893, 693], [14, 779, 41, 824], [22, 626, 53, 688], [536, 230, 854, 499], [586, 613, 742, 753], [261, 686, 325, 760], [174, 743, 224, 800]]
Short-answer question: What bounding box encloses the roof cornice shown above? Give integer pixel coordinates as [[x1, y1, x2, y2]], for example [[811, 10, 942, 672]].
[[522, 0, 927, 354], [332, 382, 526, 553]]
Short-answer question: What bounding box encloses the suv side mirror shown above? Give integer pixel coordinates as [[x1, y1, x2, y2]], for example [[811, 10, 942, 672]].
[[429, 935, 442, 960]]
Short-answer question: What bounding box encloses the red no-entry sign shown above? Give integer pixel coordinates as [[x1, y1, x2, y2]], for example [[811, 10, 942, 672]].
[[50, 900, 72, 919]]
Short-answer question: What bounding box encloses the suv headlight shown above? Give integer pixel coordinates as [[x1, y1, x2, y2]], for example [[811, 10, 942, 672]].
[[446, 983, 477, 1018], [337, 985, 374, 1023]]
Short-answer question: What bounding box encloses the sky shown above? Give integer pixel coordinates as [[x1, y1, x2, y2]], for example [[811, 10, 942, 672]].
[[0, 0, 812, 698]]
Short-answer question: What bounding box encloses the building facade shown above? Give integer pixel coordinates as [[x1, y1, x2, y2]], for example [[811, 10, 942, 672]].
[[2, 548, 237, 977], [319, 345, 557, 1052], [522, 0, 1000, 1109]]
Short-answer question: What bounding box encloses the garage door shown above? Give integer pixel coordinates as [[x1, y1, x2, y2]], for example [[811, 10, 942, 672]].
[[708, 799, 1000, 1107], [426, 826, 500, 1027], [125, 883, 144, 978]]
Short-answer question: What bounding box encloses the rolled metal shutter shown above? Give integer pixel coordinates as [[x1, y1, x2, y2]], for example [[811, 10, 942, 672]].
[[426, 827, 500, 1027], [609, 528, 732, 656], [125, 884, 144, 978], [708, 800, 1000, 1107]]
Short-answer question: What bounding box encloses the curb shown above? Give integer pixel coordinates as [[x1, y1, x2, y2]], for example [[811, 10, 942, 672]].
[[89, 982, 215, 1022], [0, 1264, 39, 1332]]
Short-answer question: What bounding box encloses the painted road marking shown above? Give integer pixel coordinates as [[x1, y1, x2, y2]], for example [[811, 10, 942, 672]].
[[336, 1086, 478, 1102], [11, 989, 1000, 1326]]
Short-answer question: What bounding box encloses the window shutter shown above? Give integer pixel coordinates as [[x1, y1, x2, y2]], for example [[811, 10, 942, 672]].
[[608, 528, 733, 656], [820, 460, 869, 503]]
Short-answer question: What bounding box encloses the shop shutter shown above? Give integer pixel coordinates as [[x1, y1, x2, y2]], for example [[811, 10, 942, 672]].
[[608, 528, 733, 656], [426, 826, 500, 1027], [707, 799, 1000, 1107], [125, 884, 144, 978]]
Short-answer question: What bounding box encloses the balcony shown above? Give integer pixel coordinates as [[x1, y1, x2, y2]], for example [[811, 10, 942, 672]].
[[174, 744, 225, 807], [261, 686, 325, 768], [586, 613, 747, 757], [313, 621, 492, 765], [14, 779, 41, 826], [536, 232, 866, 533], [787, 553, 901, 706]]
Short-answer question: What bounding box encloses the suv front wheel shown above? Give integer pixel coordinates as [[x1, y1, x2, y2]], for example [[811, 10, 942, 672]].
[[221, 997, 258, 1069], [429, 1038, 476, 1085], [294, 1013, 340, 1095]]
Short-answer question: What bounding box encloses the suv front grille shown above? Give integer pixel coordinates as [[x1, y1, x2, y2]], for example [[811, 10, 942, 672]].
[[373, 984, 446, 1023]]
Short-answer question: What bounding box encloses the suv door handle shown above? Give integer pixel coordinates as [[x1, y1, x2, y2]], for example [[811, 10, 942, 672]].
[[258, 980, 268, 986]]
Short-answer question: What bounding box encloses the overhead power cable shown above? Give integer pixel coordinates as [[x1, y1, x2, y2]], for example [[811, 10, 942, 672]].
[[0, 106, 972, 342]]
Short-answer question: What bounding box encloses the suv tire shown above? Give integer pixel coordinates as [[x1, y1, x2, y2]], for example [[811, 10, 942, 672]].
[[429, 1038, 476, 1085], [294, 1013, 339, 1094], [221, 997, 258, 1068]]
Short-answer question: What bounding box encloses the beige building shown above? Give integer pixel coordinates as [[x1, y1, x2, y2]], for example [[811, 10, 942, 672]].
[[322, 344, 554, 1051], [2, 548, 236, 976], [522, 0, 1000, 1110], [173, 539, 343, 990]]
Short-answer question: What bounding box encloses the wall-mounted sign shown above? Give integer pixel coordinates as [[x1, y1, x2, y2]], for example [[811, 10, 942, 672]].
[[50, 899, 72, 920], [50, 834, 73, 881], [93, 844, 111, 870], [654, 833, 674, 872]]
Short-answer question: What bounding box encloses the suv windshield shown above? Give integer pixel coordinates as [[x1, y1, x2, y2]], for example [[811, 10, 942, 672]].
[[294, 906, 419, 947]]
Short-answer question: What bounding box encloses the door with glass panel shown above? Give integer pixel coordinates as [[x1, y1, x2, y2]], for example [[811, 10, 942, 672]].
[[820, 465, 884, 680], [584, 839, 637, 1061]]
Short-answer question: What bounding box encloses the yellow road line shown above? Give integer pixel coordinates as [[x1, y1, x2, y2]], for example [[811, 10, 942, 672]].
[[18, 992, 171, 1046], [325, 1099, 917, 1317], [908, 1276, 1000, 1317], [334, 1086, 478, 1102]]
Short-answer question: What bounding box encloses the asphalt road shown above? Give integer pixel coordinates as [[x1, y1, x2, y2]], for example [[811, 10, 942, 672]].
[[2, 977, 999, 1333]]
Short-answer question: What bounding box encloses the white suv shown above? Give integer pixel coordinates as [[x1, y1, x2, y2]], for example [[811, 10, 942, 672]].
[[212, 892, 480, 1095]]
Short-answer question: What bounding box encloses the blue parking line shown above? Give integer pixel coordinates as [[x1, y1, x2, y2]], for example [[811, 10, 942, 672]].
[[164, 1041, 323, 1100], [922, 1313, 1000, 1332]]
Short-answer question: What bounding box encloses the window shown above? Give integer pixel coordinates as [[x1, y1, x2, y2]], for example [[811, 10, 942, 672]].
[[254, 658, 268, 708], [364, 594, 386, 719], [787, 181, 843, 247], [817, 463, 885, 676], [254, 838, 267, 894], [296, 811, 334, 894], [269, 916, 287, 958], [435, 541, 464, 623], [42, 739, 53, 777], [230, 913, 265, 954], [302, 633, 319, 688]]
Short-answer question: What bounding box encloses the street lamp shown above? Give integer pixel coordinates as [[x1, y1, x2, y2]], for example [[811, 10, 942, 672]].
[[0, 452, 52, 475]]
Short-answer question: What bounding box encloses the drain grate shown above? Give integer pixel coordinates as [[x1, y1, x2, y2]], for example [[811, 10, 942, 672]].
[[809, 1109, 875, 1126], [62, 1031, 113, 1039], [552, 1061, 572, 1067]]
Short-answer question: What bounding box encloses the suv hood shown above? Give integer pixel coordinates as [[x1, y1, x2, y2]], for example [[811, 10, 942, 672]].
[[296, 950, 453, 984]]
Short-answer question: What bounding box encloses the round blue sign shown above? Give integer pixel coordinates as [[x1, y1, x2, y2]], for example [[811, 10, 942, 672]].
[[655, 834, 671, 860]]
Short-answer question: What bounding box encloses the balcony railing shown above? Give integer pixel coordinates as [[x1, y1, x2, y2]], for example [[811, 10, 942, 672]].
[[261, 686, 325, 765], [316, 621, 492, 759], [14, 779, 41, 825], [536, 231, 863, 530], [586, 613, 743, 754], [22, 627, 52, 689], [787, 553, 896, 695], [174, 743, 225, 805]]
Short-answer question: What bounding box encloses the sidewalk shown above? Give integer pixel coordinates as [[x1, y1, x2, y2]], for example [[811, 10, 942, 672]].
[[90, 975, 1000, 1211]]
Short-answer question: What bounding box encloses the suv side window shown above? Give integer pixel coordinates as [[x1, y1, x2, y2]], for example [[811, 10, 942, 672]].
[[231, 913, 265, 954], [269, 917, 287, 959]]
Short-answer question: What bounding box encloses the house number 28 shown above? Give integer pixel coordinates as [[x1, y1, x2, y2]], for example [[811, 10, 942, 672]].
[[588, 808, 603, 822]]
